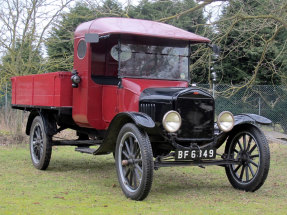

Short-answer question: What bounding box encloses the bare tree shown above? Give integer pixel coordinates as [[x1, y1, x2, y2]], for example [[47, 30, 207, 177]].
[[0, 0, 73, 90], [0, 0, 72, 134], [156, 0, 286, 93]]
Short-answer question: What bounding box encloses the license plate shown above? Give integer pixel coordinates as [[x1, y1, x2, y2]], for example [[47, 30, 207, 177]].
[[175, 148, 216, 160]]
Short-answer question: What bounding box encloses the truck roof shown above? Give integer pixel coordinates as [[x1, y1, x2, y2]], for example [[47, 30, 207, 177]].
[[74, 17, 210, 43]]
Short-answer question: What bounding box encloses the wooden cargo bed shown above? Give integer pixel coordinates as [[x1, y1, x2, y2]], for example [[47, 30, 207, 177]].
[[11, 72, 73, 108]]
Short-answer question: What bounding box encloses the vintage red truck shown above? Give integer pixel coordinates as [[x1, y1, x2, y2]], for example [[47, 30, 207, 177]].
[[11, 17, 271, 200]]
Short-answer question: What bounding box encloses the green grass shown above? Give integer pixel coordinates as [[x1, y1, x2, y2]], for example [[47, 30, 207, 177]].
[[0, 143, 287, 215]]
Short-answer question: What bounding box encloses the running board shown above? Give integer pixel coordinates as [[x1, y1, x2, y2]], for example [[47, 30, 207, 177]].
[[52, 139, 103, 146], [75, 147, 97, 154]]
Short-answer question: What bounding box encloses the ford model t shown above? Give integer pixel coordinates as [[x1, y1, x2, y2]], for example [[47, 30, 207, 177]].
[[11, 17, 270, 200]]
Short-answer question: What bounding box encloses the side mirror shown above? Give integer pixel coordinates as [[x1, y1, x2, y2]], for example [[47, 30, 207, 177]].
[[85, 33, 110, 43], [85, 33, 99, 43]]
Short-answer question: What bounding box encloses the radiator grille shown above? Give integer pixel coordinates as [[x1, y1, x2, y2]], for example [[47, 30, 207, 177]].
[[177, 97, 214, 139]]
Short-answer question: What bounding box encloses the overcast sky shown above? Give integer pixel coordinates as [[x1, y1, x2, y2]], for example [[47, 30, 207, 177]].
[[115, 0, 226, 23]]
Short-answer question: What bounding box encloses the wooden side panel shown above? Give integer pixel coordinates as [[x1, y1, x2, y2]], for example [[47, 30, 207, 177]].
[[11, 72, 72, 107], [33, 74, 55, 106], [12, 76, 33, 105]]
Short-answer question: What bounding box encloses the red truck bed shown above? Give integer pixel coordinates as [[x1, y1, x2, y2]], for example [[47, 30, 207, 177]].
[[11, 72, 72, 107]]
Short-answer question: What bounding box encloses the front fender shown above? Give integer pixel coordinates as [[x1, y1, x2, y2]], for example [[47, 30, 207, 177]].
[[92, 112, 155, 155], [214, 114, 271, 149], [121, 112, 155, 128], [233, 113, 272, 126]]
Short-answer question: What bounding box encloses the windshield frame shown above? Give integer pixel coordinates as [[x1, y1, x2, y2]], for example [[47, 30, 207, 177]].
[[116, 39, 191, 82]]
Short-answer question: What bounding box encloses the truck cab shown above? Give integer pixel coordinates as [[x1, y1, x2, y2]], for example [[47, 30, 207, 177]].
[[71, 18, 208, 129]]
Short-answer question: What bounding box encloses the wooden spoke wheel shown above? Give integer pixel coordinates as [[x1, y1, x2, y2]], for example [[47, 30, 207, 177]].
[[30, 116, 52, 170], [115, 123, 153, 201], [225, 126, 270, 192]]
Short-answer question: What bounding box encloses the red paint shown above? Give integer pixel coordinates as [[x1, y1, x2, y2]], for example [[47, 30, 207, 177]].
[[11, 72, 72, 107], [75, 17, 210, 43]]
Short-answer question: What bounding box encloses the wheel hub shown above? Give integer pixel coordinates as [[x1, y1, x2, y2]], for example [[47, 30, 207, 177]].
[[122, 158, 136, 166], [240, 151, 250, 163]]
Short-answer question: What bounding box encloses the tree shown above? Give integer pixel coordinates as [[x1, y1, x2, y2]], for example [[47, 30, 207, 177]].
[[46, 0, 123, 72], [46, 3, 95, 72], [128, 0, 206, 34], [0, 0, 72, 133], [0, 0, 72, 92], [215, 0, 287, 86], [2, 37, 42, 75], [209, 0, 287, 132]]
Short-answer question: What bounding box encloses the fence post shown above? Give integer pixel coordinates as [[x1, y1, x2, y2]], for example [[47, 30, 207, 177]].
[[211, 70, 217, 98], [258, 97, 261, 116], [5, 82, 8, 124]]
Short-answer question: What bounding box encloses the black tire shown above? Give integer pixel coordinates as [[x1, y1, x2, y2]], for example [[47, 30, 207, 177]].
[[115, 123, 154, 200], [225, 125, 270, 192], [29, 116, 52, 170]]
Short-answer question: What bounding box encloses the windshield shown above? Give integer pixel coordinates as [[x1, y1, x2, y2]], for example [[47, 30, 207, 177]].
[[111, 43, 189, 81]]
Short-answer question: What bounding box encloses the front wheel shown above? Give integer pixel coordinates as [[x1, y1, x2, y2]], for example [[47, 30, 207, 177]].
[[225, 126, 270, 192], [29, 116, 52, 170], [115, 123, 154, 201]]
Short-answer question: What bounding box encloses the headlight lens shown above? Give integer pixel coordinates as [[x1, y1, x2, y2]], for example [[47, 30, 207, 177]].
[[217, 111, 234, 132], [162, 111, 182, 133]]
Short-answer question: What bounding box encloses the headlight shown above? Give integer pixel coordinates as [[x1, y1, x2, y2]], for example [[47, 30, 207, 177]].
[[162, 111, 182, 133], [217, 111, 234, 132]]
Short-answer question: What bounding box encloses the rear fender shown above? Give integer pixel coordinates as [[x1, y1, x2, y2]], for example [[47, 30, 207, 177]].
[[26, 110, 39, 135], [26, 110, 57, 136], [93, 112, 155, 155]]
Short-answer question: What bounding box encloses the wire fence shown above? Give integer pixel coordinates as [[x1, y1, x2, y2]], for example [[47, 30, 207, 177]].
[[0, 83, 11, 124], [199, 84, 287, 133], [1, 84, 287, 133]]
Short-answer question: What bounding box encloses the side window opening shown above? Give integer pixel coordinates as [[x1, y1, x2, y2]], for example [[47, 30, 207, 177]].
[[91, 37, 120, 85]]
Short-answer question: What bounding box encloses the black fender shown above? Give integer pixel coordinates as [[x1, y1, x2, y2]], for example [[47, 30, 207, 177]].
[[93, 112, 155, 155], [26, 110, 39, 135], [26, 110, 57, 136], [214, 114, 271, 149], [233, 113, 272, 126]]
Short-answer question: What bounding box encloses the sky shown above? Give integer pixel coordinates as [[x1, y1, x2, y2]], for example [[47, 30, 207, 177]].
[[116, 0, 227, 23]]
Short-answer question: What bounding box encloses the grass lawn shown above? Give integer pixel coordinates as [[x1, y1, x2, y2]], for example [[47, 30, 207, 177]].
[[0, 142, 286, 215]]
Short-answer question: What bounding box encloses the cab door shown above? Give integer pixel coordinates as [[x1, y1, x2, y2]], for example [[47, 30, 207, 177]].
[[90, 38, 120, 129]]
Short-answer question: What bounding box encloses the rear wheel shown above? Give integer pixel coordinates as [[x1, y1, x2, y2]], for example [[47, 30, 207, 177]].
[[29, 116, 52, 170], [225, 126, 270, 191], [115, 123, 154, 200]]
